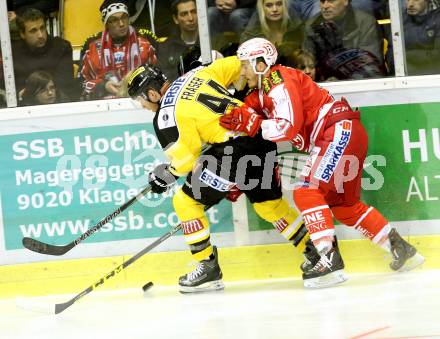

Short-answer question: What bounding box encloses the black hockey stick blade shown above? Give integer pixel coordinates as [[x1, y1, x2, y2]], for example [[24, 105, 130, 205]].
[[22, 185, 152, 256], [22, 237, 74, 256], [53, 224, 182, 314]]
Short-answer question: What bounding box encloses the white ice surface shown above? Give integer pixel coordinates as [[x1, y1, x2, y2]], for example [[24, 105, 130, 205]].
[[1, 270, 440, 339]]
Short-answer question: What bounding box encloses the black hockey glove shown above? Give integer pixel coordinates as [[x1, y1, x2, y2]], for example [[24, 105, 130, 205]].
[[148, 164, 178, 194]]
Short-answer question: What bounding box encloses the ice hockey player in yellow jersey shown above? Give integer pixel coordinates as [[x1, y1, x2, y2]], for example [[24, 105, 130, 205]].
[[127, 56, 309, 293]]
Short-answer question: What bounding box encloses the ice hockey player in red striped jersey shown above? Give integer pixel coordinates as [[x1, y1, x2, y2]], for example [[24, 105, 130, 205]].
[[220, 38, 425, 288]]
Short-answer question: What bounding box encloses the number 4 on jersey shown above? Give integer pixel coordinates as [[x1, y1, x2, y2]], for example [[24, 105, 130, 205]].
[[196, 79, 237, 115], [197, 93, 235, 114]]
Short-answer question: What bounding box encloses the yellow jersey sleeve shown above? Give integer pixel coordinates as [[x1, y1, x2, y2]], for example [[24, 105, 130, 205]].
[[204, 56, 243, 89]]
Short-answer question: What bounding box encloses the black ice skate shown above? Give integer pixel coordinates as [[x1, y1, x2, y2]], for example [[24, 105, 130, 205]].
[[179, 246, 224, 293], [302, 243, 347, 289], [300, 239, 320, 272], [300, 237, 342, 272], [389, 228, 425, 272]]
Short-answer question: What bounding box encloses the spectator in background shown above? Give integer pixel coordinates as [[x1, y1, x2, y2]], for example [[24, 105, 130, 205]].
[[285, 48, 321, 81], [388, 0, 440, 75], [156, 0, 199, 81], [79, 0, 157, 100], [12, 8, 75, 101], [208, 0, 256, 37], [288, 0, 389, 21], [7, 0, 58, 40], [241, 0, 304, 49], [303, 0, 385, 81], [20, 70, 69, 106]]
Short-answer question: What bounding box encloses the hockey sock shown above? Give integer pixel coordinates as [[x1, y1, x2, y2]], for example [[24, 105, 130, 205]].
[[372, 223, 392, 252], [173, 190, 213, 260], [294, 187, 335, 241], [189, 239, 213, 261], [253, 198, 308, 251], [332, 202, 388, 240], [287, 223, 309, 252]]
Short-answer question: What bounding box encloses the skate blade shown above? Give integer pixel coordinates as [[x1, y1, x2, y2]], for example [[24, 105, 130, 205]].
[[303, 269, 348, 289], [398, 253, 425, 272], [179, 279, 224, 294]]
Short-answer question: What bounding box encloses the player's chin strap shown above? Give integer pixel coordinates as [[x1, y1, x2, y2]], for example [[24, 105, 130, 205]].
[[251, 59, 271, 89]]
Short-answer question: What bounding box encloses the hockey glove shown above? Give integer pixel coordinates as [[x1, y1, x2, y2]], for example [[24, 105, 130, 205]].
[[148, 164, 178, 194], [219, 105, 263, 137]]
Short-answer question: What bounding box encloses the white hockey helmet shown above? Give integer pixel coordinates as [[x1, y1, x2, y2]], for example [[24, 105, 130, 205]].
[[237, 38, 278, 75]]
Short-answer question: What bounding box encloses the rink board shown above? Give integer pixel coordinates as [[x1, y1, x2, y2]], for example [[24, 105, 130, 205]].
[[0, 85, 439, 296], [0, 235, 438, 298], [0, 98, 439, 266]]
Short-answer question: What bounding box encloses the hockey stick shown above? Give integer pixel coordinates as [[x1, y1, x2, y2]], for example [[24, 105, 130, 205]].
[[22, 185, 152, 256], [37, 224, 181, 314]]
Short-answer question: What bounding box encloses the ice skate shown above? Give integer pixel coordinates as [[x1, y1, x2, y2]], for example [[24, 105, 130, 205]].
[[179, 246, 224, 293], [300, 239, 320, 272], [389, 228, 425, 272], [302, 244, 347, 289]]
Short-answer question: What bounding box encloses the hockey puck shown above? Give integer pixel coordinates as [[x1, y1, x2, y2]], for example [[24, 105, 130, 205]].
[[142, 281, 154, 292]]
